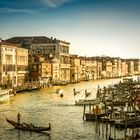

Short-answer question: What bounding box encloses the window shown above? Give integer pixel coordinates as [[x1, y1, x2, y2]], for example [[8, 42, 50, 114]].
[[5, 55, 13, 64]]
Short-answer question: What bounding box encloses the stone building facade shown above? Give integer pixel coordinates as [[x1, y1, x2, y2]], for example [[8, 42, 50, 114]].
[[5, 37, 140, 85], [6, 36, 71, 84], [70, 55, 81, 83], [0, 39, 28, 87], [16, 47, 28, 85]]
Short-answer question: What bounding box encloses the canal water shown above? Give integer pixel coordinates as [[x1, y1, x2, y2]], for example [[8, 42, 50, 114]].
[[0, 78, 127, 140]]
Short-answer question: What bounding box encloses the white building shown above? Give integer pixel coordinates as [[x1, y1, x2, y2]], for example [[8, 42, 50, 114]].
[[0, 40, 17, 87]]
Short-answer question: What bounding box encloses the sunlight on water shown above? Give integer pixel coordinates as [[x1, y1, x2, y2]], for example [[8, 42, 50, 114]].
[[0, 78, 126, 140]]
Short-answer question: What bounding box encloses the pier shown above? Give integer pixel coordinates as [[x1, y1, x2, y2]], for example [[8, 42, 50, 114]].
[[81, 77, 140, 139]]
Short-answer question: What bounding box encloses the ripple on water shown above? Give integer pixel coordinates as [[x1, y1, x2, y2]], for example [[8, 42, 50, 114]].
[[0, 78, 127, 140]]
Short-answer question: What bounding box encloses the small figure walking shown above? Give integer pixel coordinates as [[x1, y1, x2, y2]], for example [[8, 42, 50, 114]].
[[17, 113, 21, 124]]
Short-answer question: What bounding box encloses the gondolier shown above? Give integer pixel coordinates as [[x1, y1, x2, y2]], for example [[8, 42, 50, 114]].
[[17, 113, 21, 124]]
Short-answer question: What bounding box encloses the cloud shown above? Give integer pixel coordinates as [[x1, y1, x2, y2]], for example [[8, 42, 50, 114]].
[[40, 0, 71, 8], [0, 7, 35, 14]]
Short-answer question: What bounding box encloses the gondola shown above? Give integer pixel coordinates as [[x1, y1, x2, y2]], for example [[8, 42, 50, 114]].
[[85, 92, 91, 97], [6, 118, 51, 132]]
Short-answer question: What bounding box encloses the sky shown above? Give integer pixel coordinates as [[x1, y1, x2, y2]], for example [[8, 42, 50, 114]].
[[0, 0, 140, 58]]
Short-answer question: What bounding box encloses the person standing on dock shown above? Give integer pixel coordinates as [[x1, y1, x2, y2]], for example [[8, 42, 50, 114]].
[[17, 113, 21, 124]]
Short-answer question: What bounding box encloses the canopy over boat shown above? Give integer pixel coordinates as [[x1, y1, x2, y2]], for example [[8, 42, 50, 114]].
[[6, 118, 51, 132]]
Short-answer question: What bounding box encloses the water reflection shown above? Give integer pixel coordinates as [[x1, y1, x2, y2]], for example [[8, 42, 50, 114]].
[[6, 128, 51, 140]]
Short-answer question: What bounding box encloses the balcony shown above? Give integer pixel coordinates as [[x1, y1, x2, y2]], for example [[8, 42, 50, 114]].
[[60, 64, 70, 68], [17, 71, 29, 74]]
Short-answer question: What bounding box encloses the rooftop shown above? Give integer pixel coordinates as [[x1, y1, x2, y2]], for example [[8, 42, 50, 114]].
[[6, 36, 70, 45]]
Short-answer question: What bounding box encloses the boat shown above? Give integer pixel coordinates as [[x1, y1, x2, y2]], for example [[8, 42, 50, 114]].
[[56, 89, 63, 94], [122, 77, 133, 83], [75, 99, 100, 106], [85, 90, 91, 97], [115, 116, 140, 129], [0, 89, 13, 103], [109, 134, 140, 140], [6, 118, 51, 132], [84, 102, 110, 121], [60, 93, 64, 97], [73, 88, 81, 95], [56, 89, 64, 97]]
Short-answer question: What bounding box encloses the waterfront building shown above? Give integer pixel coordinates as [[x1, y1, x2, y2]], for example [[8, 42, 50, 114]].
[[6, 36, 71, 84], [85, 57, 92, 80], [100, 57, 107, 78], [0, 40, 17, 87], [16, 47, 28, 86], [52, 58, 60, 84], [112, 58, 120, 78], [6, 36, 56, 57], [70, 55, 81, 83], [79, 56, 97, 81], [117, 58, 122, 77], [133, 59, 140, 75], [85, 57, 97, 80], [58, 40, 70, 84], [0, 39, 29, 87], [94, 57, 102, 79], [79, 56, 86, 81], [106, 60, 113, 78], [29, 55, 52, 84], [5, 36, 140, 84], [126, 59, 134, 76], [121, 60, 128, 77], [100, 56, 116, 78]]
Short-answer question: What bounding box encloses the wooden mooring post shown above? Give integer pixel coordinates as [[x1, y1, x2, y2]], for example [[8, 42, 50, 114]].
[[83, 104, 86, 120]]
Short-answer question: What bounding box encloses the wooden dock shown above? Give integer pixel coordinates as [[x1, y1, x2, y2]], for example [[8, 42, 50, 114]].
[[115, 117, 140, 129]]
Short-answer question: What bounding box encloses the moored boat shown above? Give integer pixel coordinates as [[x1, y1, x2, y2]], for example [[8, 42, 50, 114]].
[[115, 116, 140, 128], [0, 89, 13, 103], [75, 99, 100, 106], [84, 102, 110, 121], [6, 118, 51, 132]]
